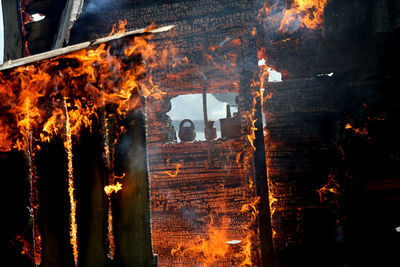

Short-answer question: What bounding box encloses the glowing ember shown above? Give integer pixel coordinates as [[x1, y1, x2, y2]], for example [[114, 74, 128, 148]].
[[63, 98, 79, 266], [14, 235, 34, 260], [317, 173, 341, 204], [27, 141, 41, 267], [345, 123, 368, 136], [164, 163, 182, 177], [21, 99, 42, 266], [106, 197, 115, 260]]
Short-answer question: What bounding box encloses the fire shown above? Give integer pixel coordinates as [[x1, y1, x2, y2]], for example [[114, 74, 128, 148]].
[[170, 216, 231, 265], [169, 188, 260, 265], [0, 19, 165, 263], [280, 0, 328, 32], [63, 98, 79, 266], [106, 204, 115, 260], [258, 0, 327, 33], [104, 182, 123, 195], [0, 35, 156, 152], [109, 19, 128, 36], [238, 196, 260, 266], [269, 193, 277, 217], [13, 235, 33, 260], [21, 97, 42, 266], [317, 173, 342, 204], [27, 147, 41, 266], [246, 112, 258, 151], [345, 123, 368, 136], [104, 180, 123, 260], [164, 163, 182, 177], [0, 120, 12, 151]]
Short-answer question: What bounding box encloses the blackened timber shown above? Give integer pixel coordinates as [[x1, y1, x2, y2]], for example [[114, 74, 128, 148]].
[[239, 34, 275, 267], [114, 109, 154, 266], [2, 0, 23, 61]]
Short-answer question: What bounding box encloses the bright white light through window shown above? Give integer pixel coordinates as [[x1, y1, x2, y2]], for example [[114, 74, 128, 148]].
[[317, 72, 334, 77], [268, 68, 282, 82], [167, 93, 237, 142], [31, 13, 45, 22], [258, 58, 282, 82]]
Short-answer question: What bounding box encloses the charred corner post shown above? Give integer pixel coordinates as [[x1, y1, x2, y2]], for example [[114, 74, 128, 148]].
[[0, 25, 173, 266], [238, 33, 275, 267]]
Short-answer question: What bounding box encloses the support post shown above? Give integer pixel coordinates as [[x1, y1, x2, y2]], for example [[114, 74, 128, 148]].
[[239, 34, 275, 267]]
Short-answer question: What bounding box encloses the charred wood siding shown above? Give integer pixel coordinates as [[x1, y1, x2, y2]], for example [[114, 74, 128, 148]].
[[148, 140, 257, 265], [262, 18, 400, 267], [69, 1, 269, 266]]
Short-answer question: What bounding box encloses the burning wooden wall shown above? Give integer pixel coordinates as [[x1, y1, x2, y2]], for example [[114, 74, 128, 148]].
[[261, 1, 400, 266], [3, 0, 400, 266], [69, 1, 269, 266], [1, 29, 161, 266], [69, 0, 400, 266]]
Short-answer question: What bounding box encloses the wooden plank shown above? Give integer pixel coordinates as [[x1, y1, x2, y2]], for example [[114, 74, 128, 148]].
[[0, 25, 174, 71], [114, 111, 154, 266], [2, 0, 23, 61], [53, 0, 84, 49]]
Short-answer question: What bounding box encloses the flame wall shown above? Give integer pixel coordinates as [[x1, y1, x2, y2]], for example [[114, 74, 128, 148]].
[[1, 34, 154, 266]]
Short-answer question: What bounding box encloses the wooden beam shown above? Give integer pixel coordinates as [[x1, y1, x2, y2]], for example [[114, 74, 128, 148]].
[[2, 0, 23, 61], [239, 34, 275, 267], [114, 110, 154, 266], [0, 25, 174, 71], [53, 0, 84, 49]]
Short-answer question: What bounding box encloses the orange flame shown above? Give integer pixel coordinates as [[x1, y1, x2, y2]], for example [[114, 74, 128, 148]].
[[280, 0, 328, 32], [317, 173, 341, 204], [0, 20, 173, 265], [14, 235, 34, 261], [238, 196, 260, 266], [27, 152, 42, 266], [0, 29, 158, 152], [63, 98, 78, 266], [269, 193, 277, 217], [106, 201, 115, 260], [164, 163, 182, 177], [244, 90, 263, 151], [345, 123, 368, 136], [170, 216, 231, 265], [109, 19, 128, 36], [104, 182, 123, 195]]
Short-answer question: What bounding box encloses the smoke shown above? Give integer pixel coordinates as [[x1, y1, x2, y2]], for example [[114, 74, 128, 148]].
[[83, 0, 114, 15]]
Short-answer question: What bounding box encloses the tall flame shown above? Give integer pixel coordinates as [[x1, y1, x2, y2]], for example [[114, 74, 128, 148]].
[[0, 20, 168, 264], [63, 98, 79, 266], [238, 196, 261, 266], [27, 132, 41, 266]]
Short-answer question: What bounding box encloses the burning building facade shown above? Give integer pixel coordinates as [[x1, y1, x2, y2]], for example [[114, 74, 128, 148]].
[[1, 0, 400, 267]]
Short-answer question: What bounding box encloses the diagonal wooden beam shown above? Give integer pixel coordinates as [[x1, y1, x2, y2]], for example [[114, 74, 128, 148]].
[[0, 24, 174, 71]]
